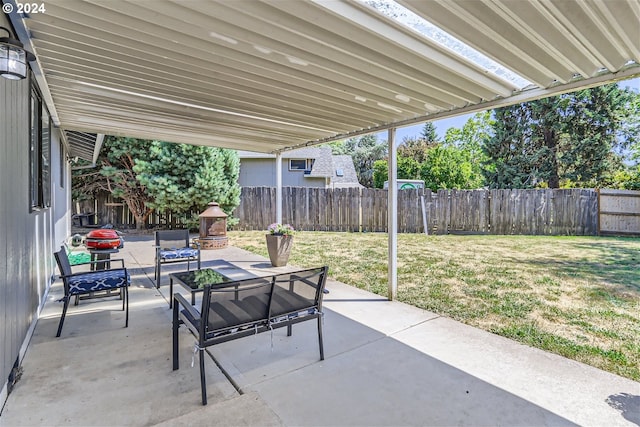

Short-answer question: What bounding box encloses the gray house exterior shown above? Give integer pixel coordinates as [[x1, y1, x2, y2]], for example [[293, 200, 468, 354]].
[[0, 13, 74, 403], [238, 147, 363, 188]]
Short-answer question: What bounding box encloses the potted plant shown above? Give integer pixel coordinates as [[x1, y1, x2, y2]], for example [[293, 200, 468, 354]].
[[265, 223, 295, 267]]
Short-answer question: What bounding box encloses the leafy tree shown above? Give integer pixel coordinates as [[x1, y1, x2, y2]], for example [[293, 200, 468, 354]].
[[98, 137, 156, 229], [73, 137, 240, 230], [372, 156, 421, 188], [444, 111, 493, 188], [444, 112, 494, 151], [71, 161, 109, 202], [324, 139, 346, 154], [372, 159, 388, 188], [330, 134, 387, 187], [484, 84, 638, 188], [397, 156, 421, 181], [419, 145, 481, 190], [373, 144, 482, 190], [609, 167, 640, 190], [397, 136, 437, 164], [611, 85, 640, 189]]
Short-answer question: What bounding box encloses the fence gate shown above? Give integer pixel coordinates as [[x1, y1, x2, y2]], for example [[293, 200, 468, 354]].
[[598, 189, 640, 236]]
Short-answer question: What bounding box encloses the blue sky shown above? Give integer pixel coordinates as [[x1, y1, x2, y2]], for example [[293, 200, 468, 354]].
[[378, 77, 640, 143]]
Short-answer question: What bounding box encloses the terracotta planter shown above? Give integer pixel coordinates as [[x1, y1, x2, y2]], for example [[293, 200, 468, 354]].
[[265, 234, 293, 267]]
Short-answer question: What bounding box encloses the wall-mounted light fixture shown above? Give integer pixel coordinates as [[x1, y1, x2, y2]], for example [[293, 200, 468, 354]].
[[0, 26, 35, 80]]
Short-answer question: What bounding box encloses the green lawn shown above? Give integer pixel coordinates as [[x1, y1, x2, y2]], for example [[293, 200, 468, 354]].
[[229, 231, 640, 381]]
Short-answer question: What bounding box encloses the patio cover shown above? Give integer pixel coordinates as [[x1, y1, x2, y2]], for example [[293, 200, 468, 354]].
[[5, 0, 640, 160], [62, 131, 103, 163]]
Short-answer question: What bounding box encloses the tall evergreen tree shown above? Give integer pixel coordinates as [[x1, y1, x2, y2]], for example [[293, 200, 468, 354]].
[[483, 105, 544, 188], [73, 137, 240, 230], [420, 122, 438, 142], [483, 83, 637, 188], [135, 142, 240, 220]]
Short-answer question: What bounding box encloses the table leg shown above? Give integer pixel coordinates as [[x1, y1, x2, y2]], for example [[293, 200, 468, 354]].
[[92, 252, 110, 270]]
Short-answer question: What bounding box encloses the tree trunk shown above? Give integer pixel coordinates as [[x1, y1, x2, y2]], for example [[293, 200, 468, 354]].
[[123, 197, 152, 230], [544, 129, 560, 188]]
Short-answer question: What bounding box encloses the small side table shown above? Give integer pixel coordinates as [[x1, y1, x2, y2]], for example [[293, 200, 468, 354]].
[[169, 269, 232, 308]]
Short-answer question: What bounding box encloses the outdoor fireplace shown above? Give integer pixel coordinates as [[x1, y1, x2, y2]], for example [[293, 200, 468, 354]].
[[198, 201, 228, 249]]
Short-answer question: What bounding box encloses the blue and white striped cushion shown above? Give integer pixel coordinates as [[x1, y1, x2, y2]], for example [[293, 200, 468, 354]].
[[160, 248, 199, 260], [67, 269, 129, 294]]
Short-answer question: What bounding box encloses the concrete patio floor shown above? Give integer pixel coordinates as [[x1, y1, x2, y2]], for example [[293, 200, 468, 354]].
[[1, 234, 638, 426]]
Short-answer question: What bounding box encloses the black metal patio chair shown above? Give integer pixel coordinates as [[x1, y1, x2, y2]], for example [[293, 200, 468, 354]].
[[154, 230, 200, 288], [53, 246, 130, 337]]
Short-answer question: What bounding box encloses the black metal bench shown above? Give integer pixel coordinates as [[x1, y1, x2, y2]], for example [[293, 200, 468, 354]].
[[172, 266, 328, 405]]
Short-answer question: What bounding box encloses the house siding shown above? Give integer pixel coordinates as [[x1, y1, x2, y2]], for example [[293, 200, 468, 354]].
[[0, 20, 70, 404], [239, 158, 325, 188]]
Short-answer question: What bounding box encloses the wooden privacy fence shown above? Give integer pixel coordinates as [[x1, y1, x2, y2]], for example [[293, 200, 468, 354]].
[[234, 187, 600, 236], [78, 187, 640, 236], [75, 193, 199, 229]]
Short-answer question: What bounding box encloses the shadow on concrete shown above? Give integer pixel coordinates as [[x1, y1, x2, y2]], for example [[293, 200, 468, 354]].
[[606, 393, 640, 426]]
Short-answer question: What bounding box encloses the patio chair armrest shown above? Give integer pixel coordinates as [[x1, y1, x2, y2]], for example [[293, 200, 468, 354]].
[[173, 293, 200, 318], [105, 258, 126, 268], [70, 258, 126, 269]]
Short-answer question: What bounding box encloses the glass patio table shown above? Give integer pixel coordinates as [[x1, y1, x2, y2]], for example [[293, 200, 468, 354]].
[[169, 268, 232, 308]]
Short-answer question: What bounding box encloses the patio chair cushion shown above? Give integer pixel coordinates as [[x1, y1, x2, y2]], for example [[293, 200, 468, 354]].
[[201, 286, 316, 333], [159, 247, 199, 260], [54, 246, 130, 337], [270, 286, 316, 317], [154, 230, 201, 288], [67, 269, 130, 295]]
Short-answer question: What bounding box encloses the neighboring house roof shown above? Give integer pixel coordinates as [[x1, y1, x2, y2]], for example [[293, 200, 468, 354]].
[[237, 147, 363, 188], [332, 155, 362, 187], [306, 148, 333, 178]]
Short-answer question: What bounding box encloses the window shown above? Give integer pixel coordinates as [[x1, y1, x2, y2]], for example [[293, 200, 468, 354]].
[[289, 158, 314, 171], [59, 141, 65, 188], [289, 159, 307, 170], [29, 89, 40, 209], [29, 78, 50, 211], [41, 103, 51, 206]]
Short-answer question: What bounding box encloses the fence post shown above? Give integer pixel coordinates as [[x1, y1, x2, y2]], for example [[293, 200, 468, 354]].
[[596, 188, 601, 236], [420, 194, 428, 235]]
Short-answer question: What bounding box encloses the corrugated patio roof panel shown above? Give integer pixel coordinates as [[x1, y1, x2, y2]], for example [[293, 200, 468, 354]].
[[399, 0, 640, 87], [63, 130, 100, 162], [7, 0, 640, 154]]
